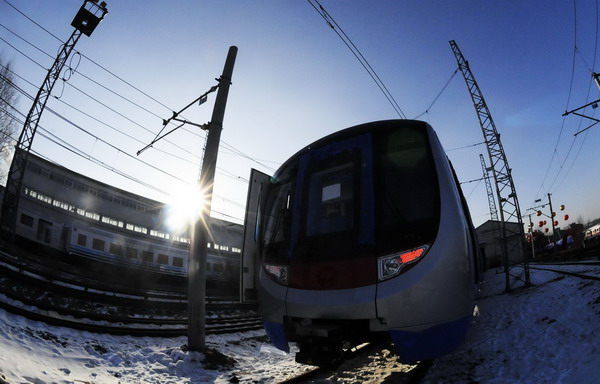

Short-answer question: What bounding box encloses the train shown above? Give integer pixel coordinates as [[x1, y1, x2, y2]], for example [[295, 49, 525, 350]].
[[247, 120, 481, 365], [13, 204, 240, 294], [3, 149, 243, 296]]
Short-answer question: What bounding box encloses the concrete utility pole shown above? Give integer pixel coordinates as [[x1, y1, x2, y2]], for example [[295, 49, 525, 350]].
[[188, 46, 238, 351]]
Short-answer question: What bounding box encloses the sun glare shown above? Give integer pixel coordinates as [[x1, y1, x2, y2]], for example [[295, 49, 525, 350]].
[[166, 186, 206, 233]]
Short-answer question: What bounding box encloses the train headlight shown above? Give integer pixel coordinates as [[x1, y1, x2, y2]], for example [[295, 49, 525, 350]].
[[264, 264, 288, 285], [378, 245, 429, 281]]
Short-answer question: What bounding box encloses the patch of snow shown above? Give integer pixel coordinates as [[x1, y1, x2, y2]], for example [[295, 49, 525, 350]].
[[0, 265, 598, 383]]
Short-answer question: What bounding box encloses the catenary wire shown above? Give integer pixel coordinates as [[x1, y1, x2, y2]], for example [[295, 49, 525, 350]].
[[306, 0, 407, 119], [0, 5, 276, 174]]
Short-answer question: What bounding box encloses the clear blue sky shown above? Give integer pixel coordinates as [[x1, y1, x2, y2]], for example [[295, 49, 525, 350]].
[[1, 0, 599, 230]]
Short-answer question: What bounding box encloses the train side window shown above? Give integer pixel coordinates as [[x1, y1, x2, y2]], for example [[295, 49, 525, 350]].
[[142, 251, 153, 262], [126, 247, 138, 259], [92, 238, 105, 251], [172, 257, 184, 268], [109, 243, 122, 256], [157, 254, 169, 265], [20, 214, 34, 227], [77, 234, 87, 246]]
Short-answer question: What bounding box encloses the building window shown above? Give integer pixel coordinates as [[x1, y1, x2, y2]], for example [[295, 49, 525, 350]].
[[85, 212, 100, 221]]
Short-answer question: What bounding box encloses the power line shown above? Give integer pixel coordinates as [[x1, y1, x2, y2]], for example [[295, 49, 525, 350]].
[[1, 79, 248, 216], [413, 69, 459, 120], [306, 0, 407, 119], [1, 6, 276, 174], [533, 0, 599, 205]]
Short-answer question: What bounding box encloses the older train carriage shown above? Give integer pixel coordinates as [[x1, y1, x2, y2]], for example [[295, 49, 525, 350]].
[[6, 150, 243, 293]]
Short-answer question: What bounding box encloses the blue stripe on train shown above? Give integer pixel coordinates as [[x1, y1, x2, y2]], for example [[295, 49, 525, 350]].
[[389, 315, 472, 363]]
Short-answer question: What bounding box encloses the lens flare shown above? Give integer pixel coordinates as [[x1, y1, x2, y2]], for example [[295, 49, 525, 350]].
[[166, 186, 206, 233]]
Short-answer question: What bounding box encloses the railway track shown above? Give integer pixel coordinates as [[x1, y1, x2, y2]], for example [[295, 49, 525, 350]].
[[0, 247, 263, 337], [529, 261, 600, 281], [0, 296, 264, 337]]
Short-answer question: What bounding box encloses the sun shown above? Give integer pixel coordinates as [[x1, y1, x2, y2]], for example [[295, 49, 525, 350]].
[[166, 185, 206, 233]]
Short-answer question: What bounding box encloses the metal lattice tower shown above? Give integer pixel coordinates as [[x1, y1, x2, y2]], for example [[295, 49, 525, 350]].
[[450, 40, 530, 291], [0, 1, 107, 235], [480, 154, 499, 222]]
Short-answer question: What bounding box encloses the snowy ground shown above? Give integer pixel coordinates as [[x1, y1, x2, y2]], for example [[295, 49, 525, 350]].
[[0, 263, 599, 383]]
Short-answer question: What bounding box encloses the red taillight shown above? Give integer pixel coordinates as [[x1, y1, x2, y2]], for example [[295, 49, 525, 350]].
[[378, 245, 429, 281], [264, 264, 288, 285]]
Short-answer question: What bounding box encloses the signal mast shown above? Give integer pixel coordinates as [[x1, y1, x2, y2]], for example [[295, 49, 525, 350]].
[[0, 1, 108, 236]]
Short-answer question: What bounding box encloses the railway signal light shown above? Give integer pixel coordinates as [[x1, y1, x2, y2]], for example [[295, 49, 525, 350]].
[[560, 204, 566, 211], [564, 214, 569, 221], [554, 221, 559, 227], [536, 210, 542, 216]]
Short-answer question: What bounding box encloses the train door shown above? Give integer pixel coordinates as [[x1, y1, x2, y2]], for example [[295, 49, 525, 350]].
[[36, 219, 53, 244], [241, 168, 270, 303]]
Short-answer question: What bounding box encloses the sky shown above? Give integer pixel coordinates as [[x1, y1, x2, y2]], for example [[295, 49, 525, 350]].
[[1, 264, 599, 382], [1, 0, 600, 229]]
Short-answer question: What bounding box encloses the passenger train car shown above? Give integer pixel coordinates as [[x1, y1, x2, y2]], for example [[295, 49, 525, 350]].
[[247, 120, 481, 365], [4, 149, 243, 295]]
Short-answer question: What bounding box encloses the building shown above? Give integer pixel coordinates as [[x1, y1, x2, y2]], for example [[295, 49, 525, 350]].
[[475, 220, 524, 269]]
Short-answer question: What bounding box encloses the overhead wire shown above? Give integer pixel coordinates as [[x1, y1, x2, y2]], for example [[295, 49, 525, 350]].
[[1, 5, 274, 175], [548, 0, 599, 195], [413, 69, 459, 120], [0, 31, 251, 183], [532, 0, 599, 206], [1, 99, 244, 223], [2, 71, 246, 222], [306, 0, 407, 119]]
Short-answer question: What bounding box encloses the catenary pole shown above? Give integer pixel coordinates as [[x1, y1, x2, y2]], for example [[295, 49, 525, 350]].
[[188, 46, 238, 351]]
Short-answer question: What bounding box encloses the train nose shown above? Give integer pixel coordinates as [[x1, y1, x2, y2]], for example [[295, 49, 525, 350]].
[[287, 258, 377, 290]]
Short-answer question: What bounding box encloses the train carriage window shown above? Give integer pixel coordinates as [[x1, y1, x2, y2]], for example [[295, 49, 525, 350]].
[[109, 243, 122, 256], [126, 247, 138, 259], [20, 214, 34, 227], [376, 126, 440, 252], [262, 178, 293, 265], [172, 257, 184, 268], [157, 254, 169, 265], [77, 234, 87, 246], [92, 238, 105, 251], [306, 163, 354, 237], [142, 251, 153, 263]]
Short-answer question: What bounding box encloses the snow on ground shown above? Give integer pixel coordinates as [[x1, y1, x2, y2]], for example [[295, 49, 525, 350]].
[[0, 264, 599, 383]]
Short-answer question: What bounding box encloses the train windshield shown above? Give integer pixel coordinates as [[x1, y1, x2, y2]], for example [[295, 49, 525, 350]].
[[260, 123, 440, 288]]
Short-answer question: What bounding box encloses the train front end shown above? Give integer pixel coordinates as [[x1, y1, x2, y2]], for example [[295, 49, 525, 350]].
[[255, 120, 477, 365]]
